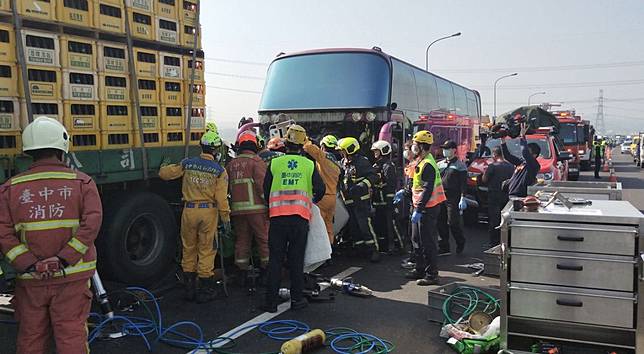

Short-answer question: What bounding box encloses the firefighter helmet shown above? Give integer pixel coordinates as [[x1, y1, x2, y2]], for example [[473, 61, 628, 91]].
[[201, 131, 222, 147], [337, 137, 360, 155], [206, 121, 218, 133], [320, 135, 338, 149], [285, 124, 307, 145], [371, 140, 392, 156], [267, 137, 285, 151], [237, 130, 257, 145], [412, 130, 434, 145], [22, 116, 70, 153]]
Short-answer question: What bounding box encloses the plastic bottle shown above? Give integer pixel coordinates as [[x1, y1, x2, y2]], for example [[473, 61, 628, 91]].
[[278, 288, 291, 300], [280, 329, 325, 354]]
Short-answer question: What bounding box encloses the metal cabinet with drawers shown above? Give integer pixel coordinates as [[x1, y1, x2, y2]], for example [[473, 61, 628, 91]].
[[527, 181, 623, 200], [500, 200, 644, 353]]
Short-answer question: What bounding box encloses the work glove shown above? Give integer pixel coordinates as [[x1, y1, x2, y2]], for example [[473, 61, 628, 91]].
[[458, 196, 468, 211], [222, 222, 232, 235], [393, 189, 405, 204], [411, 211, 422, 224]]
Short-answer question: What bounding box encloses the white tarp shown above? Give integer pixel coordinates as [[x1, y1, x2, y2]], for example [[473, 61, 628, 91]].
[[304, 205, 332, 273], [333, 195, 349, 236]]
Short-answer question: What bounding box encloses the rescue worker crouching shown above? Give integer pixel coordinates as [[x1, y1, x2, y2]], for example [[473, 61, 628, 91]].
[[159, 131, 231, 304], [436, 140, 467, 256], [336, 137, 380, 262], [370, 140, 403, 253], [0, 117, 103, 354], [261, 125, 326, 313], [226, 130, 270, 279], [303, 135, 341, 244], [405, 130, 446, 286]]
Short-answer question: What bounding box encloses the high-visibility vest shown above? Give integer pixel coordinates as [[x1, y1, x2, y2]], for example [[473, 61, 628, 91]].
[[269, 155, 314, 220], [412, 153, 447, 208]]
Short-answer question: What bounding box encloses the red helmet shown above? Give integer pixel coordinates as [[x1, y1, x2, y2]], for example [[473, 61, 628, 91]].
[[237, 130, 257, 145], [267, 137, 285, 151]]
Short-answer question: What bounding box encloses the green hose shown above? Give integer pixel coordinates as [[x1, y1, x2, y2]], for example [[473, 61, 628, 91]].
[[442, 286, 500, 325]]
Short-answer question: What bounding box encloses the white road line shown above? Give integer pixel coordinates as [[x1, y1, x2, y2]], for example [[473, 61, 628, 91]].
[[195, 266, 362, 351]]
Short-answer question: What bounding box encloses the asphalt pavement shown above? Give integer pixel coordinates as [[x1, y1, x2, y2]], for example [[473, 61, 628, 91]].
[[1, 151, 642, 354]]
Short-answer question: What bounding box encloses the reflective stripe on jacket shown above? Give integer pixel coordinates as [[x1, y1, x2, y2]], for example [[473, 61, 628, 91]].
[[0, 158, 102, 284], [268, 155, 314, 220], [226, 153, 267, 215], [412, 154, 447, 208]]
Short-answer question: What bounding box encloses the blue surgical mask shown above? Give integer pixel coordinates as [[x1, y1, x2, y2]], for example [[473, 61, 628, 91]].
[[443, 149, 454, 158]]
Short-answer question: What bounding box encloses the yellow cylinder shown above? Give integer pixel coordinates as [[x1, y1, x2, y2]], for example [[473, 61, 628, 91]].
[[280, 329, 326, 354]]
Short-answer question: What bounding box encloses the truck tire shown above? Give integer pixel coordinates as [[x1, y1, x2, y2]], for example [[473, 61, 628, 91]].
[[98, 192, 177, 285], [463, 207, 479, 226]]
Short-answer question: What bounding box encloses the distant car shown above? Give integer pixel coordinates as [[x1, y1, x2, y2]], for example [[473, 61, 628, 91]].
[[622, 142, 632, 154]]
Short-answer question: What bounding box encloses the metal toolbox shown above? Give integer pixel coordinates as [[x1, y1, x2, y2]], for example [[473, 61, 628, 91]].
[[509, 283, 636, 329], [528, 181, 622, 200], [500, 200, 643, 353]]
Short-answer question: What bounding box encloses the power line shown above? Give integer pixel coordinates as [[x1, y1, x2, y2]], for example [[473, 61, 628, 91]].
[[476, 79, 644, 90], [436, 60, 644, 74], [206, 85, 262, 94], [204, 57, 267, 66], [205, 71, 266, 80]]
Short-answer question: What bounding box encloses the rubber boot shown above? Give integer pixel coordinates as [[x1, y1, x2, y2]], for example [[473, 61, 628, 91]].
[[196, 277, 218, 304], [370, 246, 381, 263], [184, 272, 197, 302]]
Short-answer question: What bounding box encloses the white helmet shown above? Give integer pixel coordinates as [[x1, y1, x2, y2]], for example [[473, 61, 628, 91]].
[[22, 116, 70, 153], [370, 140, 392, 156]]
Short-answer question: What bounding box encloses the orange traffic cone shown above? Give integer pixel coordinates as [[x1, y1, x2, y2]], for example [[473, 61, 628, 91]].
[[609, 163, 617, 182]]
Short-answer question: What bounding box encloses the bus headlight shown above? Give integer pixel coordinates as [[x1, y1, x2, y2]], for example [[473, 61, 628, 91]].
[[365, 112, 376, 122], [351, 112, 362, 122]]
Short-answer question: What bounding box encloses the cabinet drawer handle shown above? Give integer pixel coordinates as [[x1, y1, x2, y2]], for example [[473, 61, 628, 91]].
[[557, 235, 584, 242], [556, 264, 583, 271], [556, 299, 583, 307]]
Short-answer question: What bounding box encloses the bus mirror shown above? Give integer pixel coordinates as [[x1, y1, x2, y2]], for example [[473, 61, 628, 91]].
[[390, 102, 398, 110]]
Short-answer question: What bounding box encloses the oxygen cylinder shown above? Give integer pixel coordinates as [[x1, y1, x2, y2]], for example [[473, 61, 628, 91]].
[[280, 329, 325, 354]]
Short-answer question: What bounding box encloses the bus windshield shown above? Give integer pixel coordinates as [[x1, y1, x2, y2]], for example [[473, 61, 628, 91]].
[[559, 123, 578, 144], [259, 52, 390, 111], [484, 138, 552, 159]]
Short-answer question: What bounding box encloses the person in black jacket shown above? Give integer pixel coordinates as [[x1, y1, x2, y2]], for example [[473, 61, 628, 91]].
[[502, 124, 541, 198], [371, 140, 403, 253], [436, 140, 467, 255]]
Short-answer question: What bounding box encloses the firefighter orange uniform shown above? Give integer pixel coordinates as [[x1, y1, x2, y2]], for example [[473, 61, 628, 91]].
[[159, 131, 230, 303], [226, 131, 270, 269], [0, 117, 102, 354], [303, 136, 341, 244]]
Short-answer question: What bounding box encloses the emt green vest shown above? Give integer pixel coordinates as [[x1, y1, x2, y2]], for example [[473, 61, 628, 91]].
[[269, 155, 315, 220]]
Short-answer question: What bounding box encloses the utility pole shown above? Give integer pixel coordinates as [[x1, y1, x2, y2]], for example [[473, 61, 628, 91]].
[[596, 89, 605, 135]]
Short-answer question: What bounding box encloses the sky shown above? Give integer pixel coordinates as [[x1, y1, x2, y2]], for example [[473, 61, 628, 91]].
[[201, 0, 644, 136]]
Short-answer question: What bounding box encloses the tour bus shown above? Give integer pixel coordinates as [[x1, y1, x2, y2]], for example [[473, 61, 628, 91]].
[[257, 48, 481, 163]]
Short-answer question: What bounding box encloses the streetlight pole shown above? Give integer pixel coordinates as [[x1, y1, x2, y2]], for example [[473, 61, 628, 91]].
[[528, 91, 546, 106], [493, 72, 518, 123], [425, 32, 461, 71]]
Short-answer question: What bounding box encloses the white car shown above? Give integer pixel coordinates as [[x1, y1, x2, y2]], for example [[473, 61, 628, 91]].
[[621, 142, 632, 154]]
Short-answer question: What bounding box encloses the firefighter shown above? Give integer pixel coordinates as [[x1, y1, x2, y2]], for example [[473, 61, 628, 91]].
[[0, 117, 102, 354], [304, 135, 341, 244], [159, 131, 231, 303], [405, 130, 446, 286], [226, 130, 269, 275], [258, 135, 284, 163], [336, 137, 380, 262], [436, 140, 467, 255], [371, 140, 403, 253], [395, 140, 420, 270], [320, 135, 342, 162], [594, 136, 604, 179], [261, 125, 325, 313]]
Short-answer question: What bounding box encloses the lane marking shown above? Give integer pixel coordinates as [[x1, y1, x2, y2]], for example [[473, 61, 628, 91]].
[[196, 266, 362, 351]]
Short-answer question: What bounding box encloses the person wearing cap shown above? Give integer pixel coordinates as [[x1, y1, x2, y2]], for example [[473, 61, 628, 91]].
[[336, 137, 380, 262], [159, 131, 231, 304], [304, 135, 341, 244], [261, 124, 325, 312], [226, 130, 270, 279], [405, 130, 446, 286], [483, 146, 514, 246], [436, 140, 467, 255], [371, 140, 403, 253], [0, 117, 102, 354]]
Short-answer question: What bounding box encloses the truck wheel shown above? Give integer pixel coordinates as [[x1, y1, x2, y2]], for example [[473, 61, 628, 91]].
[[98, 192, 177, 286], [463, 207, 479, 226]]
